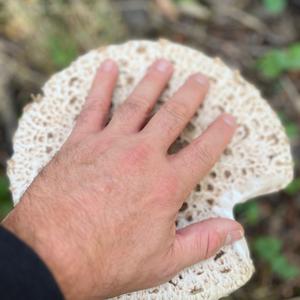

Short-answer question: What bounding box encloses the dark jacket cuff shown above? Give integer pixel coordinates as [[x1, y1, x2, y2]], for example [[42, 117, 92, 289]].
[[0, 225, 64, 300]]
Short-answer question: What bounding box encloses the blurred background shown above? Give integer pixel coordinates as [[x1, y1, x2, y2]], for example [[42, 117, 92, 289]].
[[0, 0, 299, 299]]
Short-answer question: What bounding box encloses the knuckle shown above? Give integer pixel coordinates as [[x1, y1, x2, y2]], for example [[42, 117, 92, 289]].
[[86, 96, 102, 110], [122, 94, 152, 116], [202, 230, 223, 260], [148, 69, 166, 82], [77, 110, 89, 125], [132, 142, 151, 159], [120, 141, 152, 167], [77, 102, 98, 123], [195, 142, 215, 168], [163, 101, 189, 122]]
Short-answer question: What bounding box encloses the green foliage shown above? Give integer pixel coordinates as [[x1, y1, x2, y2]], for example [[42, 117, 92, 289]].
[[262, 0, 287, 14], [257, 50, 286, 79], [0, 176, 9, 200], [257, 43, 300, 79], [285, 178, 300, 196], [254, 236, 300, 280], [47, 33, 78, 69], [278, 112, 300, 139], [272, 256, 300, 279], [0, 176, 13, 221], [254, 236, 281, 259], [285, 122, 300, 139], [286, 43, 300, 70], [234, 201, 260, 225]]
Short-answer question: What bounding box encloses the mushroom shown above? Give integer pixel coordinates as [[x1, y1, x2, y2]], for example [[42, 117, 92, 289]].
[[7, 39, 294, 300]]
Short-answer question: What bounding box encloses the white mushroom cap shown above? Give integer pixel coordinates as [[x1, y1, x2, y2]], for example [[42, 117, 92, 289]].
[[7, 39, 294, 300]]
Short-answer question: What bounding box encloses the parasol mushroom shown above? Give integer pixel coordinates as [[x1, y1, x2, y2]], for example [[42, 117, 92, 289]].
[[7, 39, 294, 300]]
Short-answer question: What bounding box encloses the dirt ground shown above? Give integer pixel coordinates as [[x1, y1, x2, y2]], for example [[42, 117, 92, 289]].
[[0, 0, 299, 299]]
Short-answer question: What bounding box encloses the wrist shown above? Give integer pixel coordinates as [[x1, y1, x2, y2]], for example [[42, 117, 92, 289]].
[[2, 197, 74, 299], [2, 194, 107, 300]]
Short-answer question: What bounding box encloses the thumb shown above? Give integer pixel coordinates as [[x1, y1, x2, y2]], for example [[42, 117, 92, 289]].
[[171, 218, 244, 273]]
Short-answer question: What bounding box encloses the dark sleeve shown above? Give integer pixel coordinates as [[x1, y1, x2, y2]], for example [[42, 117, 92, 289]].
[[0, 226, 64, 300]]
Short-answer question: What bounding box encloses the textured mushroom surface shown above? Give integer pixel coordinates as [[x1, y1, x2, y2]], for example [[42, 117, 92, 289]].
[[7, 40, 293, 300]]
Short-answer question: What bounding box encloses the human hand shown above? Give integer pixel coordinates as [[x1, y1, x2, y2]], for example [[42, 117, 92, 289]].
[[3, 59, 243, 299]]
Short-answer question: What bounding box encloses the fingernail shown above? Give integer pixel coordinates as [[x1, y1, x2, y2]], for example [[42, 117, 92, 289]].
[[101, 59, 115, 72], [195, 73, 209, 85], [222, 114, 236, 127], [225, 229, 244, 246], [155, 59, 172, 72]]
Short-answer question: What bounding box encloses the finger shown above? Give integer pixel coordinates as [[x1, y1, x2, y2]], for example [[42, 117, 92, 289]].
[[170, 114, 236, 193], [71, 59, 118, 140], [143, 73, 209, 150], [107, 59, 173, 134], [170, 218, 244, 273]]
